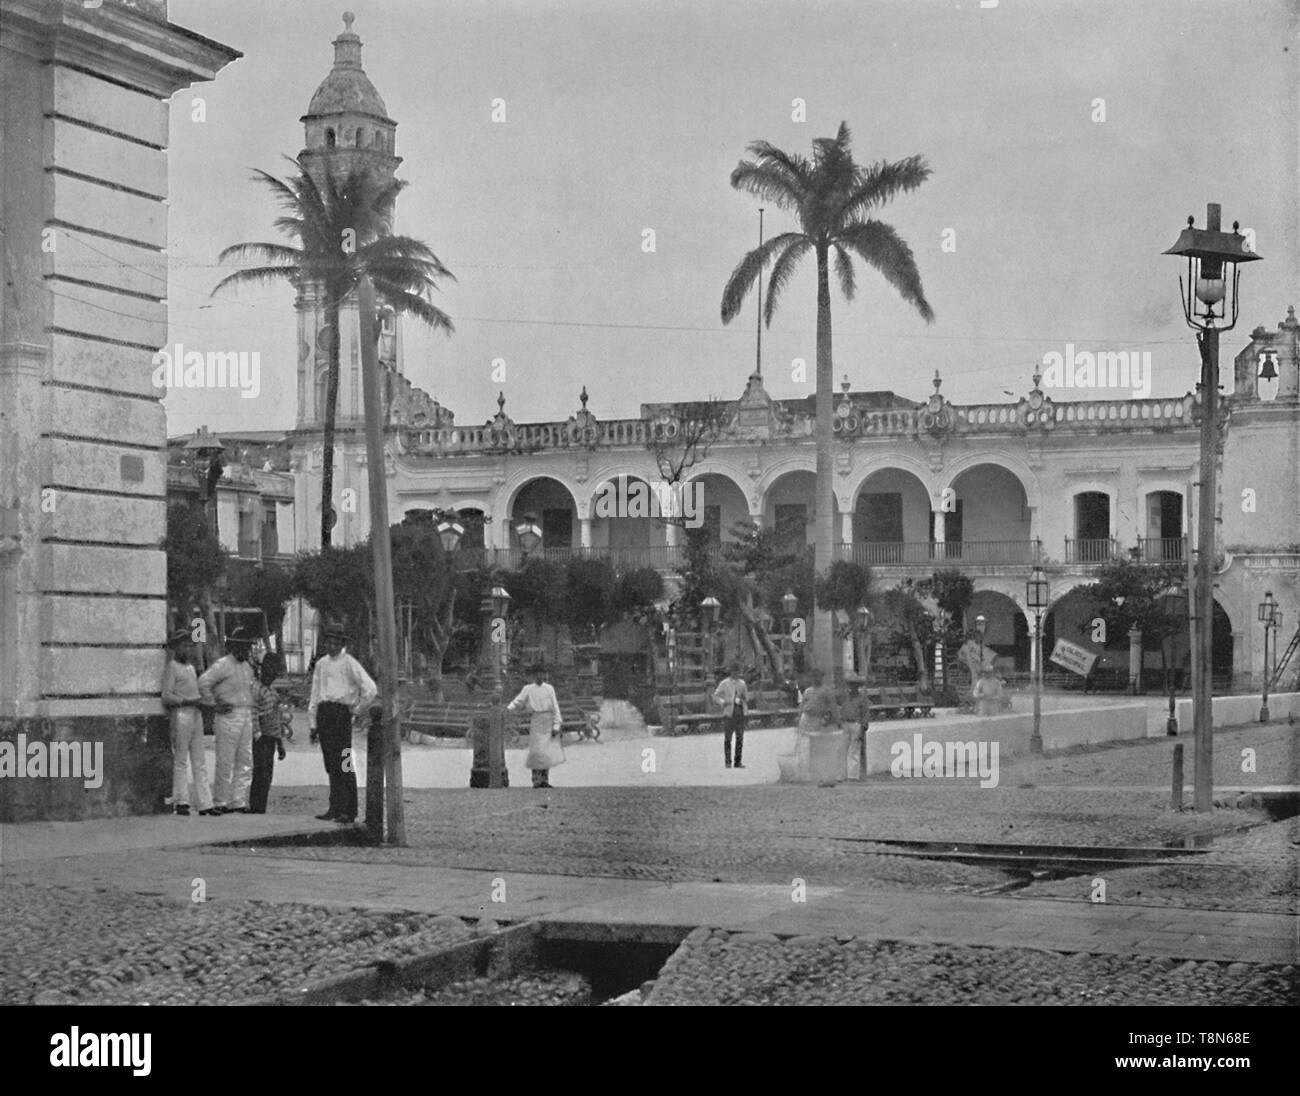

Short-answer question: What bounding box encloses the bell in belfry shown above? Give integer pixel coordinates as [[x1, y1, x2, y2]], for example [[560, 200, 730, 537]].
[[1257, 349, 1280, 402]]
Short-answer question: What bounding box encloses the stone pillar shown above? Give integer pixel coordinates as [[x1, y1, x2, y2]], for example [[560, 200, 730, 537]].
[[579, 517, 592, 549], [932, 506, 946, 562]]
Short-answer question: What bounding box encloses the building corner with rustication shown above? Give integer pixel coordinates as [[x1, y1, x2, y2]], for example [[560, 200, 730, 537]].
[[0, 0, 239, 820]]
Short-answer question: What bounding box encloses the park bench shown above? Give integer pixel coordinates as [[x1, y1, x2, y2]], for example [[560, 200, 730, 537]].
[[400, 695, 601, 742], [657, 683, 934, 735], [867, 685, 935, 719]]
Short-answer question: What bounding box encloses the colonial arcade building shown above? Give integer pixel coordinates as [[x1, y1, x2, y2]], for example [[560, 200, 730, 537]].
[[278, 18, 1300, 691]]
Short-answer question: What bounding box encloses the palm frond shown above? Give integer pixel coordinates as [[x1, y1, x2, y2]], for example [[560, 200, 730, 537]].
[[764, 235, 812, 325], [741, 141, 813, 195], [833, 244, 856, 301], [720, 231, 806, 324], [840, 154, 932, 226], [836, 220, 935, 323], [371, 279, 455, 334], [216, 241, 302, 266], [211, 265, 299, 296]]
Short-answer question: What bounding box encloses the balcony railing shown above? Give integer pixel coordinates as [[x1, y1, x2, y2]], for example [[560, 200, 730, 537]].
[[453, 544, 699, 572], [836, 540, 1041, 567], [1064, 537, 1121, 565], [1136, 536, 1186, 562]]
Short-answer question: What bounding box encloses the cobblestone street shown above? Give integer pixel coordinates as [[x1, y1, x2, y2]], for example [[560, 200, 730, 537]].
[[2, 719, 1295, 1006]]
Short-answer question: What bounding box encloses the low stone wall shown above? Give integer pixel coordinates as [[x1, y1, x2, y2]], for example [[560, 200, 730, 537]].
[[0, 715, 171, 822], [862, 703, 1149, 777], [1172, 692, 1300, 734]]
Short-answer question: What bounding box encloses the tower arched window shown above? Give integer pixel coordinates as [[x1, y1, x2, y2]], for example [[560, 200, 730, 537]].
[[325, 127, 336, 148]]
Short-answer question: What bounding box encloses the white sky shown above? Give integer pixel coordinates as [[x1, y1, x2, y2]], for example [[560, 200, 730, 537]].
[[163, 0, 1299, 435]]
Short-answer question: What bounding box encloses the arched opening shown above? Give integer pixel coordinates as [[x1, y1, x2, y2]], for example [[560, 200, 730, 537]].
[[850, 468, 930, 565], [945, 464, 1034, 564], [510, 477, 578, 560], [687, 473, 750, 548], [589, 474, 670, 567], [763, 470, 817, 553], [324, 127, 336, 148], [964, 590, 1029, 677]]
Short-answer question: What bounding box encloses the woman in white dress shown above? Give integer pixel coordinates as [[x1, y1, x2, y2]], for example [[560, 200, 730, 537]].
[[507, 664, 564, 788]]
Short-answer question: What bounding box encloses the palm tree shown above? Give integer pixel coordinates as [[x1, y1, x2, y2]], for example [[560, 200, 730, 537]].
[[721, 122, 934, 677], [214, 157, 454, 547]]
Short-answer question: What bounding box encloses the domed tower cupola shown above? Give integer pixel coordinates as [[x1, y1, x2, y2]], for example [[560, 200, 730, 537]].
[[299, 12, 400, 191]]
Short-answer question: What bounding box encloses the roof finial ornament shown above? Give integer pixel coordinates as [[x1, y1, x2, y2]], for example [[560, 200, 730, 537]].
[[497, 391, 506, 413], [932, 369, 942, 394], [579, 385, 589, 410], [841, 373, 850, 394], [1032, 367, 1043, 391], [342, 11, 355, 31]]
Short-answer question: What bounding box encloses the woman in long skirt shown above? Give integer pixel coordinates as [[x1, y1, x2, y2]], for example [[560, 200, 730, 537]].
[[507, 664, 564, 788]]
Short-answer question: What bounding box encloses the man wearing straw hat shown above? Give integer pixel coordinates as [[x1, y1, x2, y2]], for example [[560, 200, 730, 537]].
[[308, 623, 377, 823], [198, 626, 258, 814], [161, 627, 217, 816]]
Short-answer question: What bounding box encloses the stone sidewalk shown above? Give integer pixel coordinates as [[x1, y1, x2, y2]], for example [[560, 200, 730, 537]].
[[3, 815, 1294, 966]]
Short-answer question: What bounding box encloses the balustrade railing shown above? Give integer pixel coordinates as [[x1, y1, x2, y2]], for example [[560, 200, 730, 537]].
[[1064, 537, 1121, 565], [836, 540, 1040, 566], [1137, 536, 1186, 562]]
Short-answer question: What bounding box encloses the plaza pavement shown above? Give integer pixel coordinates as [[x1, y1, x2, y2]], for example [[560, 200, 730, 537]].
[[2, 704, 1294, 979], [1, 820, 1294, 965]]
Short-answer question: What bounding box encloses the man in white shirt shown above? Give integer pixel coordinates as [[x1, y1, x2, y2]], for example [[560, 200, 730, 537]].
[[308, 624, 378, 822], [712, 662, 749, 769], [161, 627, 216, 816], [197, 626, 257, 813], [507, 664, 563, 788]]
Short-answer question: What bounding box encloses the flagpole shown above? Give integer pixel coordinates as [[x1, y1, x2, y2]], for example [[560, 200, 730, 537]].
[[755, 208, 764, 377]]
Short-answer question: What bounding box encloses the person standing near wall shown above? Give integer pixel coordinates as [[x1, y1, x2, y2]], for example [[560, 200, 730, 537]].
[[307, 624, 378, 823], [161, 628, 216, 816], [197, 626, 258, 814]]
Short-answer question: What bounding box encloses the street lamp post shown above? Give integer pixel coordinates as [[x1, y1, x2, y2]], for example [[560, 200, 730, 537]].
[[481, 585, 511, 691], [975, 614, 987, 673], [1026, 566, 1048, 753], [855, 605, 872, 779], [1258, 591, 1277, 722], [1164, 203, 1261, 812], [515, 514, 543, 564], [701, 595, 722, 680]]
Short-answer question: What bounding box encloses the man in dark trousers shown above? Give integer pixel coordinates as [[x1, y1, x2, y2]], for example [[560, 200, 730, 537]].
[[307, 624, 377, 823], [712, 662, 749, 769]]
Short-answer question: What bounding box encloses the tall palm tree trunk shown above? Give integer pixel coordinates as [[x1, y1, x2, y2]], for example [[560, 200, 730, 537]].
[[319, 299, 341, 548], [813, 244, 837, 677]]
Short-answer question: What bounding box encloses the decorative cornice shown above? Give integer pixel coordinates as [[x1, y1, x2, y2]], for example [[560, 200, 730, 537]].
[[3, 0, 242, 97]]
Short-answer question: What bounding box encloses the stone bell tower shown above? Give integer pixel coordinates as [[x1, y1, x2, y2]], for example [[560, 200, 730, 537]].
[[295, 11, 403, 432]]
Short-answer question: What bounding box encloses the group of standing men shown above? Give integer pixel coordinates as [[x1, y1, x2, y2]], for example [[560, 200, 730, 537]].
[[164, 622, 377, 823]]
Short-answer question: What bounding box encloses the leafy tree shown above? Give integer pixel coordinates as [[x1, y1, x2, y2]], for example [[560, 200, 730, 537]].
[[615, 567, 666, 623], [815, 559, 873, 677], [720, 522, 811, 679], [292, 543, 372, 659], [389, 516, 465, 699], [214, 158, 454, 548], [165, 501, 227, 662], [722, 122, 933, 676], [871, 583, 936, 692], [563, 556, 619, 643], [1084, 559, 1187, 691], [502, 556, 567, 662], [225, 561, 294, 653]]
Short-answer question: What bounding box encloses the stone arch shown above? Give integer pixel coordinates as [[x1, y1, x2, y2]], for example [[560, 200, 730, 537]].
[[841, 452, 936, 512], [941, 450, 1043, 512], [496, 474, 581, 547]]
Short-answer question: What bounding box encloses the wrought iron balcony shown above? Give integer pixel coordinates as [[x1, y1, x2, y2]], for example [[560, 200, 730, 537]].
[[836, 540, 1041, 567], [1136, 536, 1187, 562], [1064, 537, 1121, 565]]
